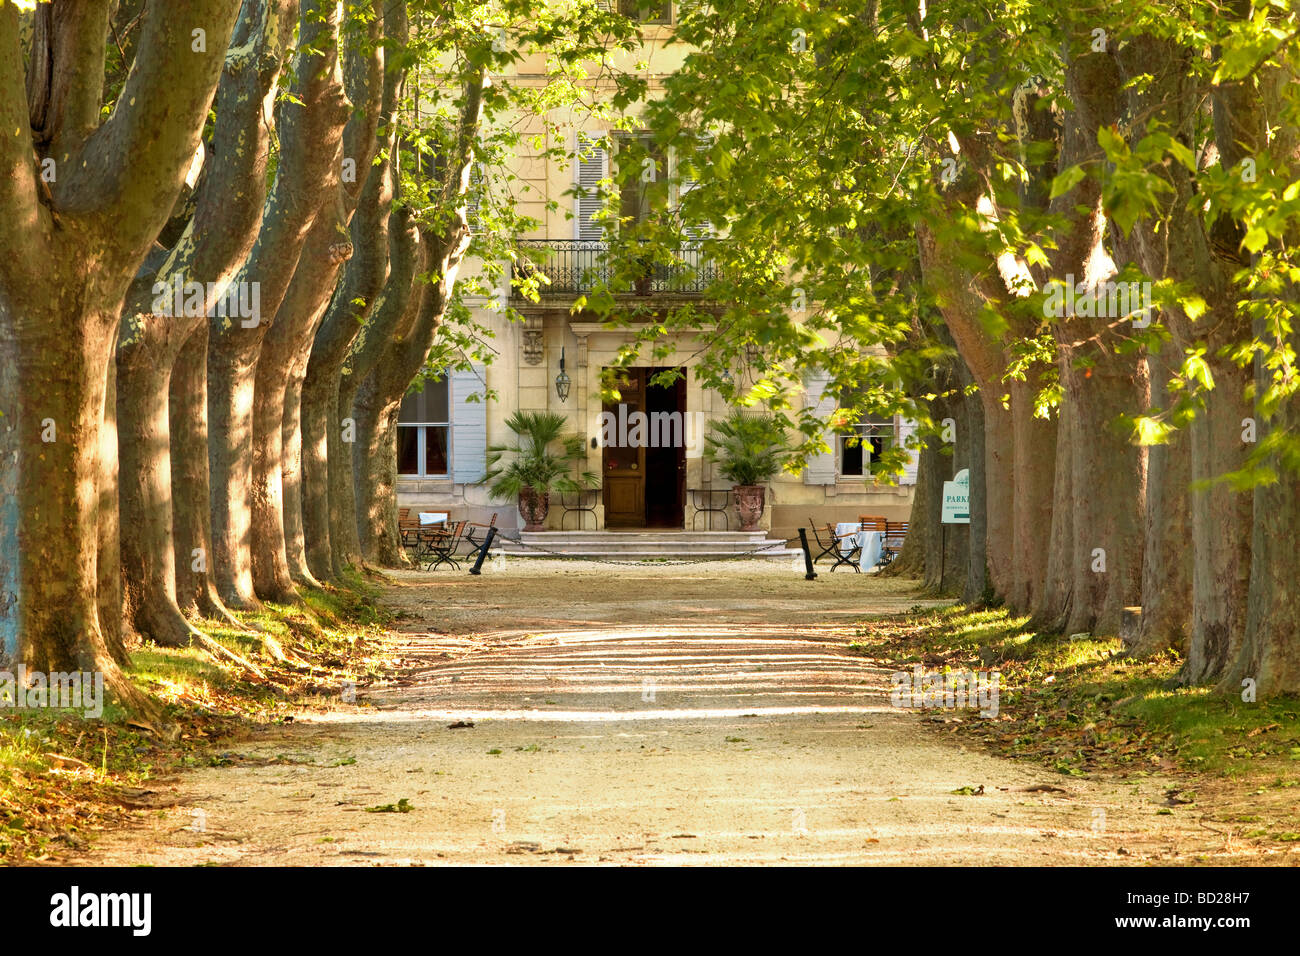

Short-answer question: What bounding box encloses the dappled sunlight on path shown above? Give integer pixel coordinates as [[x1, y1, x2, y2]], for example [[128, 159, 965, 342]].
[[78, 566, 1216, 866]]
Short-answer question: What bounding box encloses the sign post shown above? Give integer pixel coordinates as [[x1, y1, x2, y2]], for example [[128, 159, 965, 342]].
[[941, 469, 971, 525], [938, 469, 971, 585]]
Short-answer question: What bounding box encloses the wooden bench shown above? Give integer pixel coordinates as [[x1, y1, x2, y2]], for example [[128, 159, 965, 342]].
[[882, 521, 909, 562], [858, 514, 888, 533]]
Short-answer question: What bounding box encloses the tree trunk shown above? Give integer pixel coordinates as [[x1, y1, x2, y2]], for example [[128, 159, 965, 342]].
[[117, 347, 209, 645], [253, 205, 354, 599], [9, 310, 138, 706], [302, 2, 407, 579], [1221, 316, 1300, 696], [98, 352, 128, 666], [1008, 377, 1056, 612], [1059, 357, 1148, 636], [883, 375, 967, 593], [209, 0, 349, 605], [1130, 343, 1192, 657], [347, 100, 483, 564], [171, 326, 242, 626], [1113, 32, 1257, 680], [352, 382, 408, 567], [282, 336, 321, 586], [253, 0, 385, 596], [960, 364, 990, 605], [345, 210, 423, 564], [1030, 400, 1074, 631], [0, 0, 240, 708], [977, 391, 1017, 601]]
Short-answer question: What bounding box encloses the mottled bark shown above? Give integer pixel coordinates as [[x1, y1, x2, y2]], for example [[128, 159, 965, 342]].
[[1223, 325, 1300, 696], [255, 0, 383, 594], [1115, 34, 1254, 677], [959, 361, 990, 605], [1057, 356, 1148, 636], [171, 328, 241, 625], [350, 68, 482, 565], [346, 210, 422, 565], [98, 353, 128, 666], [1130, 342, 1192, 656], [302, 1, 407, 579], [0, 0, 240, 703], [1030, 400, 1074, 631], [916, 225, 1019, 602], [282, 341, 318, 585], [880, 354, 968, 592], [117, 0, 294, 637], [208, 0, 349, 606]]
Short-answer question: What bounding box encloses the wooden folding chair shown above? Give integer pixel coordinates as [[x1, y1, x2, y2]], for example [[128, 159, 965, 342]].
[[398, 508, 422, 552], [424, 520, 468, 571], [807, 519, 841, 566], [826, 523, 862, 572]]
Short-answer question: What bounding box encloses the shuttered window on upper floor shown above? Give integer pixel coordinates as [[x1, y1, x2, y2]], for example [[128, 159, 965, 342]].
[[574, 132, 608, 241]]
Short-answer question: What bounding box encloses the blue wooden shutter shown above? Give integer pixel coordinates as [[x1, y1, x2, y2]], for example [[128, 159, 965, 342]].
[[897, 416, 919, 485], [675, 133, 713, 239], [451, 364, 487, 484], [802, 370, 838, 485], [575, 133, 608, 240]]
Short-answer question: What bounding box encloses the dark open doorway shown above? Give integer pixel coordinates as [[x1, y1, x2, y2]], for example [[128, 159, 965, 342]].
[[602, 367, 686, 528]]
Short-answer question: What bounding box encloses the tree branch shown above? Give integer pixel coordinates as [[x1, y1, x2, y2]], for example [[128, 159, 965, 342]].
[[0, 3, 45, 279], [25, 0, 111, 157], [57, 0, 241, 255]]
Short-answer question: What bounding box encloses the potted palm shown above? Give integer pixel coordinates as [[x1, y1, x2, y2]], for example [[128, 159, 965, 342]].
[[485, 411, 597, 532], [704, 410, 789, 532]]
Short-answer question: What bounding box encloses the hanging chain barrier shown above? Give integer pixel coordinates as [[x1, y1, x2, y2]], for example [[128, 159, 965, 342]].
[[462, 531, 801, 569]]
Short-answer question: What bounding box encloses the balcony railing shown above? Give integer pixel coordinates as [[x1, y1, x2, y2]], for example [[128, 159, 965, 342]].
[[512, 239, 719, 298]]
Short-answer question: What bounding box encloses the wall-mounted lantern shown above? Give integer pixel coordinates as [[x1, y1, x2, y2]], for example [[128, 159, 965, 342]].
[[555, 347, 571, 403]]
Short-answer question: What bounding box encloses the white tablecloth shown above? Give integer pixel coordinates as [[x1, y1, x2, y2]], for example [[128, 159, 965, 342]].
[[419, 512, 448, 526], [835, 522, 884, 570]]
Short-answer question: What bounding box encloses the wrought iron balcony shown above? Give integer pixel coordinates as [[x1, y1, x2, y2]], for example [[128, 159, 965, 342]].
[[512, 239, 719, 298]]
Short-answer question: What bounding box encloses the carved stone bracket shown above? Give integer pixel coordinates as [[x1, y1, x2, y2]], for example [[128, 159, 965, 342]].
[[522, 315, 544, 365], [574, 332, 589, 368]]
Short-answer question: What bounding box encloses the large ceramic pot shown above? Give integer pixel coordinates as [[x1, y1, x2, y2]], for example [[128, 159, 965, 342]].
[[732, 484, 766, 532], [518, 487, 550, 532]]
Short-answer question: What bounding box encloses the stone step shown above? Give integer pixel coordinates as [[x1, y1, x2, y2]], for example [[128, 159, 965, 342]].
[[494, 530, 799, 562], [494, 546, 803, 564]]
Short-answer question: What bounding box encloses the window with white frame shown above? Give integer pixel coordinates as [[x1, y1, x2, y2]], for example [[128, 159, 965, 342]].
[[838, 417, 896, 478], [397, 377, 451, 478], [618, 0, 671, 24]]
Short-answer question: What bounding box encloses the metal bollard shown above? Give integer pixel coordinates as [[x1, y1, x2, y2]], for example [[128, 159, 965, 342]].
[[469, 526, 498, 575], [797, 528, 817, 581]]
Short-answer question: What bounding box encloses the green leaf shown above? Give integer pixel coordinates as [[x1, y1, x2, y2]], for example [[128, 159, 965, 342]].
[[1242, 225, 1269, 254], [1049, 164, 1087, 199]]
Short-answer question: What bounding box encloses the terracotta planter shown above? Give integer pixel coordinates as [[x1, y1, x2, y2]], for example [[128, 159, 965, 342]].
[[518, 487, 550, 532], [732, 484, 766, 532]]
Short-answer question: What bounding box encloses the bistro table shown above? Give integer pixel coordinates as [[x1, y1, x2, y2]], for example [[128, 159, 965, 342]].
[[412, 512, 449, 562], [835, 521, 884, 571]]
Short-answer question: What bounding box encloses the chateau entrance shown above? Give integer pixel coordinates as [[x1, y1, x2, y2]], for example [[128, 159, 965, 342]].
[[601, 367, 686, 528]]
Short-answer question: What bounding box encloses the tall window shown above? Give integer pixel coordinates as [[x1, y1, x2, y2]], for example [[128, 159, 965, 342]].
[[614, 131, 666, 226], [839, 418, 895, 478], [618, 0, 671, 24], [398, 378, 451, 477]]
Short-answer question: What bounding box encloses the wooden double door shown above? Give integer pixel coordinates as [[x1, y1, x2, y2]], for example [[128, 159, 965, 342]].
[[602, 367, 686, 528]]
